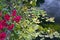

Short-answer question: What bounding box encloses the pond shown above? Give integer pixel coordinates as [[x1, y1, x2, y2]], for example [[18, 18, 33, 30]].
[[40, 0, 60, 23]]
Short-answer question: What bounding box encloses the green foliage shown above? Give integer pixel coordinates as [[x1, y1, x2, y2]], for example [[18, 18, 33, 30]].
[[45, 24, 60, 33]]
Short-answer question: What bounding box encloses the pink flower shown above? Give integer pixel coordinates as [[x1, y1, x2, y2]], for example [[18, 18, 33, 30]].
[[7, 24, 14, 30], [0, 24, 3, 30], [13, 16, 21, 23], [0, 38, 4, 40], [4, 14, 10, 21], [0, 32, 6, 40], [0, 20, 7, 30], [0, 20, 8, 28], [1, 20, 6, 26], [11, 9, 17, 16], [0, 11, 2, 17]]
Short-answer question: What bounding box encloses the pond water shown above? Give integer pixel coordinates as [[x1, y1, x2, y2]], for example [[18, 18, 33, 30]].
[[40, 0, 60, 23]]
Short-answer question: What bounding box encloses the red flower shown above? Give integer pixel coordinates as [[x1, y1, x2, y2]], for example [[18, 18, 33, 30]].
[[0, 11, 2, 17], [1, 20, 6, 26], [13, 16, 21, 23], [0, 20, 8, 28], [7, 24, 14, 30], [0, 24, 3, 30], [0, 20, 7, 30], [4, 14, 10, 21], [0, 32, 6, 40], [11, 9, 17, 16]]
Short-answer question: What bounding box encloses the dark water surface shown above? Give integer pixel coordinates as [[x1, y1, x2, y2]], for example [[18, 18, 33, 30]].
[[40, 0, 60, 23]]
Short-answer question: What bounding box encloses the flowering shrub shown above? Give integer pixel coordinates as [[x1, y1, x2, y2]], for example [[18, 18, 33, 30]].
[[0, 9, 21, 40], [0, 0, 60, 40]]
